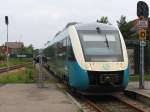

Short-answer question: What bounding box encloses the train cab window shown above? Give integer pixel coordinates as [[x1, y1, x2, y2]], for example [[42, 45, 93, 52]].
[[56, 41, 63, 56], [77, 30, 123, 62]]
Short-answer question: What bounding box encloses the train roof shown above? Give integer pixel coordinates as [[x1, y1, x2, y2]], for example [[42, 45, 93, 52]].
[[75, 23, 118, 31], [54, 22, 117, 38], [47, 22, 118, 47]]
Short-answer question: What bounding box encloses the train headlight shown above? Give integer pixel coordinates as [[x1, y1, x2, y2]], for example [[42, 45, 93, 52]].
[[85, 64, 91, 70], [88, 66, 92, 70], [120, 63, 125, 69]]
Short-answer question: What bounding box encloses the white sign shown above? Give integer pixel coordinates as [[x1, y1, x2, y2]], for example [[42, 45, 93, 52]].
[[17, 54, 26, 58], [138, 20, 148, 28], [140, 41, 146, 46]]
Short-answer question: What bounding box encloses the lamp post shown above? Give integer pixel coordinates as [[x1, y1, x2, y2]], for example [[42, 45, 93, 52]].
[[5, 16, 9, 68]]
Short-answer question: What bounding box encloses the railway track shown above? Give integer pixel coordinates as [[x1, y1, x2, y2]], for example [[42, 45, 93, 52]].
[[70, 92, 150, 112], [44, 67, 150, 112], [0, 64, 26, 74]]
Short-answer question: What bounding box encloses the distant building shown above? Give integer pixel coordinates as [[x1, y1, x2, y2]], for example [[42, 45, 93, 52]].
[[5, 42, 24, 49], [0, 46, 12, 54], [0, 42, 24, 54]]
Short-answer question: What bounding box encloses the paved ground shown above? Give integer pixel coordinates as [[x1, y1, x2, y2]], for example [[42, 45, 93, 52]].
[[127, 81, 150, 97], [0, 84, 78, 112]]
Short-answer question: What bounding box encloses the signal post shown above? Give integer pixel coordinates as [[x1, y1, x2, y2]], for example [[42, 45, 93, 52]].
[[137, 1, 149, 89], [5, 16, 9, 70]]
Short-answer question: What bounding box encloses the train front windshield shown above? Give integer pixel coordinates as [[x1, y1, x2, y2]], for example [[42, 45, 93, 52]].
[[78, 30, 123, 62]]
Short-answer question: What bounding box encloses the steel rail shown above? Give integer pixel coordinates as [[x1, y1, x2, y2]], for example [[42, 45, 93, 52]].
[[85, 96, 147, 112], [0, 64, 28, 74], [85, 99, 106, 112], [124, 90, 150, 111], [113, 94, 150, 112]]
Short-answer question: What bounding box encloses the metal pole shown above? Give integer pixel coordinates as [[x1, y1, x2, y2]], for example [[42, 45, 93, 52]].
[[38, 50, 44, 88], [6, 24, 9, 69], [139, 41, 145, 89], [136, 1, 149, 89]]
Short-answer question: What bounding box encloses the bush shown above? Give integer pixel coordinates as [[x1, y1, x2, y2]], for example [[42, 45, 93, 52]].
[[0, 54, 6, 61]]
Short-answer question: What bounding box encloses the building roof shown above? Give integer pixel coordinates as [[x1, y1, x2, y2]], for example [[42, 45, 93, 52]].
[[5, 42, 24, 49]]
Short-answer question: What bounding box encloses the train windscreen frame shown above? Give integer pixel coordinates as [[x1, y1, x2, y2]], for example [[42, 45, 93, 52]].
[[77, 30, 124, 62]]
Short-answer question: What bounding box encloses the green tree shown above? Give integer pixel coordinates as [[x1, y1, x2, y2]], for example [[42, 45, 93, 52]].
[[117, 15, 134, 39], [97, 16, 109, 24], [33, 49, 39, 57], [17, 44, 33, 56], [0, 53, 6, 61], [117, 15, 127, 28], [26, 44, 33, 54]]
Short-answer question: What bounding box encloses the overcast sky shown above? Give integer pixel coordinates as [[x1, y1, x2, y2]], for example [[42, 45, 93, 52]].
[[0, 0, 150, 48]]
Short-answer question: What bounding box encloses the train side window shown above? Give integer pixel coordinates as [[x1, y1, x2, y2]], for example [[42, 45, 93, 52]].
[[62, 39, 67, 52], [54, 43, 57, 57], [56, 40, 63, 56], [67, 37, 75, 61], [63, 39, 67, 47]]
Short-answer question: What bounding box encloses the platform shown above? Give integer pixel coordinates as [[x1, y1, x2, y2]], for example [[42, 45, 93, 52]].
[[126, 81, 150, 98], [0, 84, 78, 112]]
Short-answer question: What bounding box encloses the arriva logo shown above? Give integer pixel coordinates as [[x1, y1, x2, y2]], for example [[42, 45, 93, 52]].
[[102, 64, 110, 70]]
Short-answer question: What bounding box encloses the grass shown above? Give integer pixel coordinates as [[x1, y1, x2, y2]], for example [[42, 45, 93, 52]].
[[0, 64, 37, 84], [77, 108, 84, 112], [129, 74, 150, 81], [0, 58, 32, 68]]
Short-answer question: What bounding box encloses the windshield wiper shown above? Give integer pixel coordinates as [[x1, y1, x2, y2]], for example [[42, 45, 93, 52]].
[[96, 27, 109, 48], [105, 35, 109, 48]]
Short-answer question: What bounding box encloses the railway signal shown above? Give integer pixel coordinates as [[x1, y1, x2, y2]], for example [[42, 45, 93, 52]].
[[139, 29, 146, 40], [5, 16, 9, 25], [137, 1, 149, 18], [5, 16, 9, 70], [137, 1, 149, 89]]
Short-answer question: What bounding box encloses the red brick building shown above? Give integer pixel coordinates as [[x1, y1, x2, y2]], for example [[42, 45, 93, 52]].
[[0, 42, 24, 54], [0, 46, 12, 54], [5, 42, 24, 49]]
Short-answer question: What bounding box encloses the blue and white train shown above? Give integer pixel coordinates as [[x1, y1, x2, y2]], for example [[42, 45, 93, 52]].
[[44, 23, 129, 93]]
